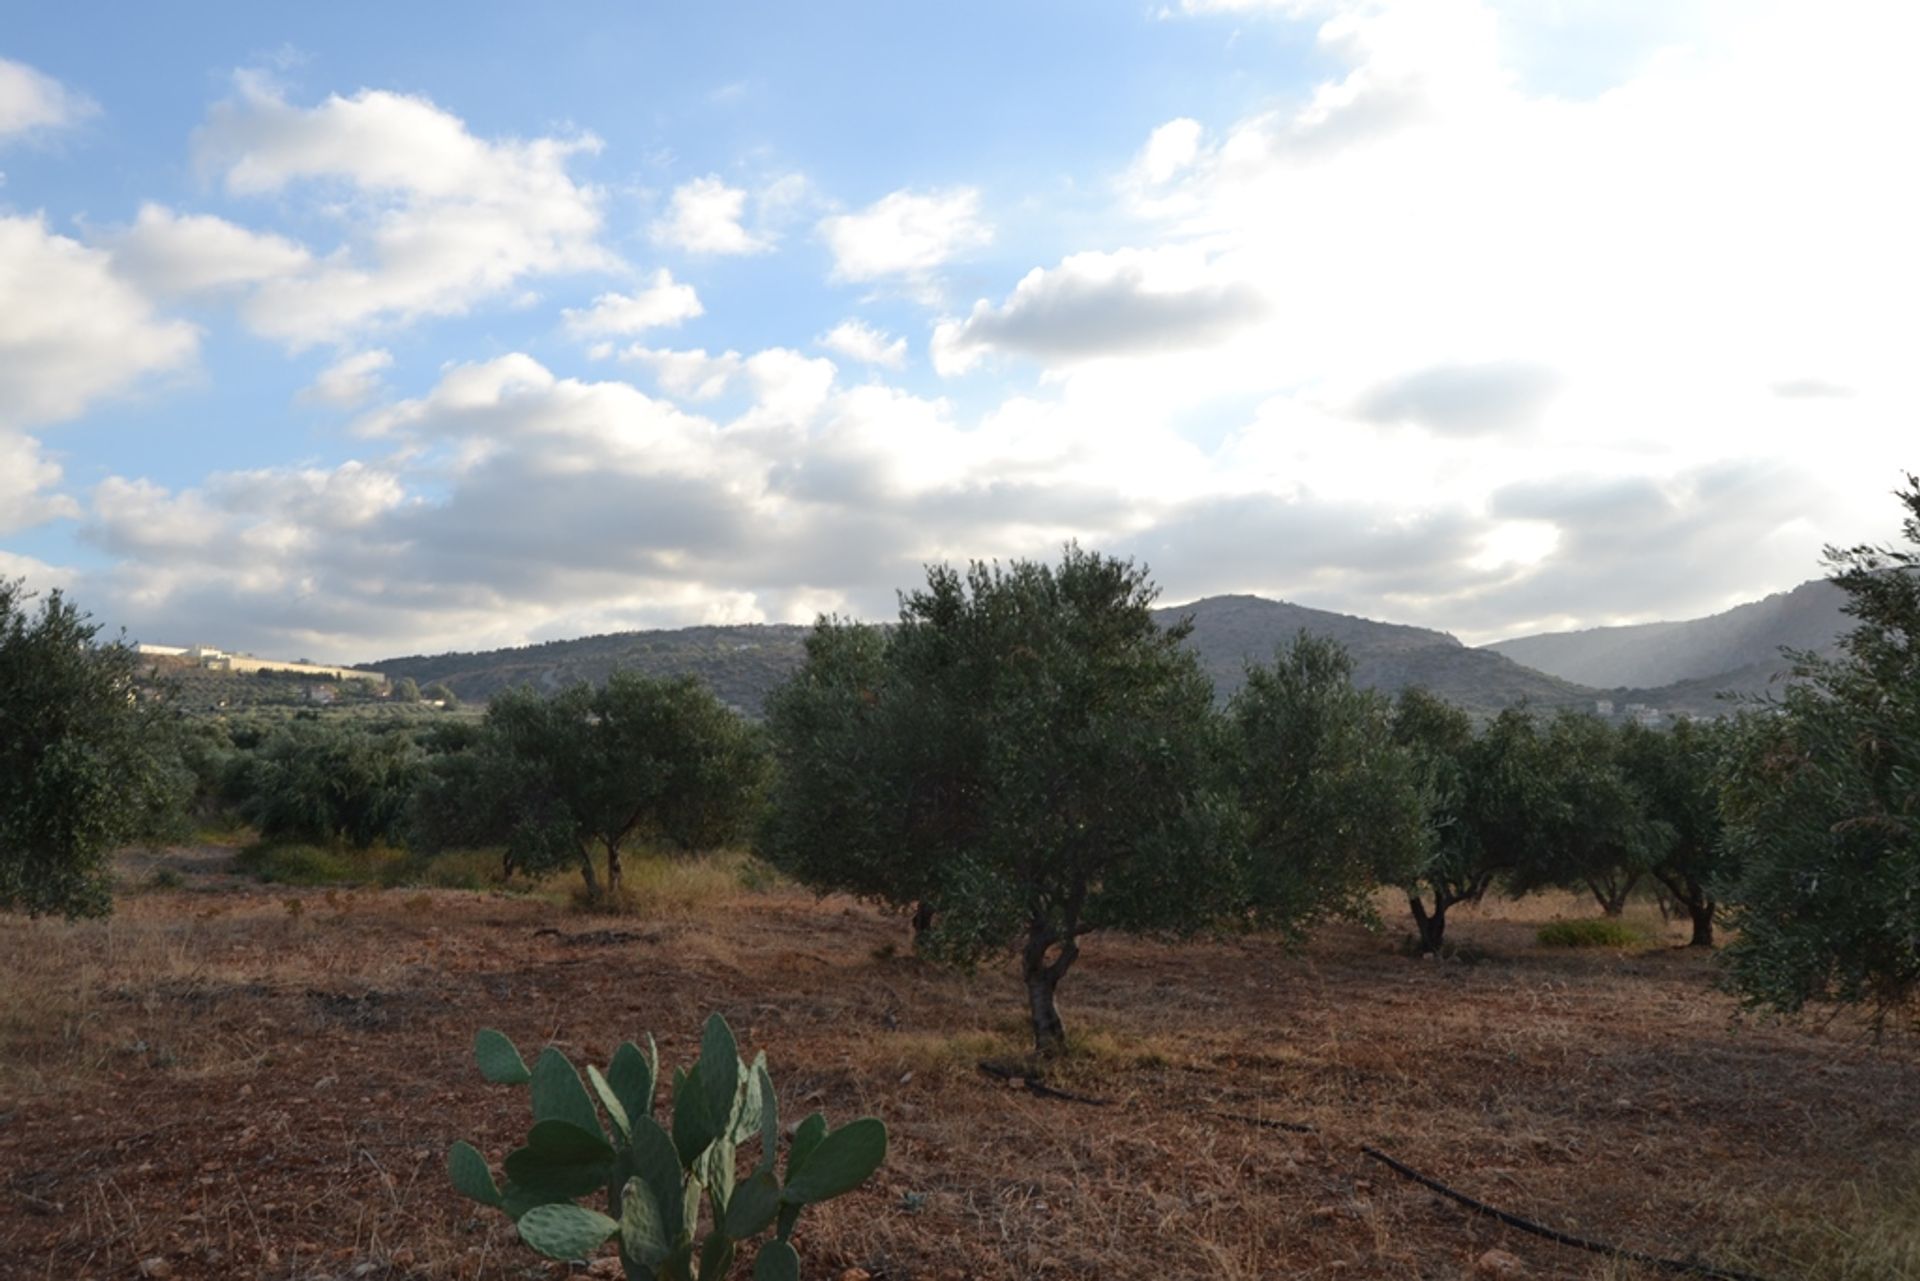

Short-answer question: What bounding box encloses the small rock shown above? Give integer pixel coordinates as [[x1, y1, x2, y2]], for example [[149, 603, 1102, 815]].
[[1475, 1248, 1528, 1278], [137, 1261, 174, 1279], [837, 1270, 872, 1281], [587, 1258, 624, 1278]]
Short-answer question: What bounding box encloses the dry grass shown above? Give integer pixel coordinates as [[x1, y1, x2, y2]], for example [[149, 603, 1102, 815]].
[[1, 852, 1916, 1280]]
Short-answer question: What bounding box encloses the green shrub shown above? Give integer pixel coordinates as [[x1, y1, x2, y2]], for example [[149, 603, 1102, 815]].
[[1536, 917, 1643, 948], [234, 842, 406, 886], [449, 1013, 886, 1279]]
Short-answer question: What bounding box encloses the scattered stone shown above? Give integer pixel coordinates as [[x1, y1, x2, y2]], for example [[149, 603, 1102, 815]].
[[1474, 1247, 1528, 1278], [137, 1259, 173, 1279]]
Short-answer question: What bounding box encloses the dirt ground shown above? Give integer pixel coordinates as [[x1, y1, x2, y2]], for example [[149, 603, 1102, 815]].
[[2, 848, 1915, 1281]]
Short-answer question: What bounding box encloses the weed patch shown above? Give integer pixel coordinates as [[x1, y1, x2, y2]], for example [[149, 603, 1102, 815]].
[[1536, 916, 1645, 948]]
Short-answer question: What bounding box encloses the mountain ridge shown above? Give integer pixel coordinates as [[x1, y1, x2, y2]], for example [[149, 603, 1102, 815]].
[[1485, 578, 1846, 689], [371, 588, 1809, 719]]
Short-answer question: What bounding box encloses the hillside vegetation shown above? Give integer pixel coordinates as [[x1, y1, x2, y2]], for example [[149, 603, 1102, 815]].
[[1487, 577, 1847, 688], [371, 590, 1801, 717]]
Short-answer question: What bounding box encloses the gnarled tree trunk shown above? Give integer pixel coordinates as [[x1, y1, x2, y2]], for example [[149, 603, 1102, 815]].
[[1409, 894, 1448, 954], [1687, 899, 1715, 948], [1586, 871, 1640, 917], [604, 840, 623, 902], [1022, 921, 1079, 1057]]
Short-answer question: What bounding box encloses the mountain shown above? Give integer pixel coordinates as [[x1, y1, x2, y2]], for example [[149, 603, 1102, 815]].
[[374, 595, 1596, 717], [373, 624, 813, 715], [1153, 595, 1592, 713], [1484, 578, 1848, 690]]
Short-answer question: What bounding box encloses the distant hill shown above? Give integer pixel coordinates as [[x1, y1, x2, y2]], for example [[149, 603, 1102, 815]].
[[1485, 578, 1847, 689], [1153, 595, 1593, 713], [373, 594, 1601, 717], [373, 624, 815, 715]]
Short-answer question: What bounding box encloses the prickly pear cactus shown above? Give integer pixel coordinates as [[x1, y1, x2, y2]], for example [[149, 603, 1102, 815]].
[[449, 1013, 887, 1281]]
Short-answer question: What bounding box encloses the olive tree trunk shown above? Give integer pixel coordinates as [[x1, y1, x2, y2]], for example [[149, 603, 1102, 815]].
[[1687, 899, 1715, 948], [1022, 922, 1079, 1057], [1408, 894, 1448, 954]]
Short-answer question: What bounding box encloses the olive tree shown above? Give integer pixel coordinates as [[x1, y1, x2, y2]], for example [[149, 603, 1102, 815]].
[[1619, 716, 1729, 947], [760, 548, 1243, 1056], [417, 672, 767, 901], [1719, 475, 1920, 1024], [1521, 711, 1669, 917], [230, 720, 424, 848], [1391, 687, 1495, 953], [1, 583, 183, 918], [1232, 634, 1426, 934]]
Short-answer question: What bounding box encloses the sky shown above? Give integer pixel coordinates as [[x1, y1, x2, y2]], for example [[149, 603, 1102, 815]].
[[1, 0, 1915, 664]]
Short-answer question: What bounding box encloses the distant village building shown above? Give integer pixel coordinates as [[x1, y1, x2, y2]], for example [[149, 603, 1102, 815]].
[[1594, 699, 1614, 716], [1624, 702, 1664, 727], [305, 683, 338, 705], [135, 643, 384, 684]]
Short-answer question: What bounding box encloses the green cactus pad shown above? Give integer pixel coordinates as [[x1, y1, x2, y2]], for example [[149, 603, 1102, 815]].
[[784, 1112, 827, 1182], [723, 1168, 781, 1238], [607, 1038, 656, 1123], [697, 1013, 743, 1137], [672, 1062, 721, 1168], [448, 1140, 503, 1207], [619, 1176, 672, 1267], [753, 1062, 780, 1174], [586, 1063, 631, 1138], [530, 1046, 606, 1143], [473, 1028, 532, 1085], [627, 1114, 686, 1239], [696, 1229, 736, 1281], [514, 1202, 618, 1261], [504, 1118, 615, 1199], [754, 1239, 801, 1281], [780, 1117, 888, 1205]]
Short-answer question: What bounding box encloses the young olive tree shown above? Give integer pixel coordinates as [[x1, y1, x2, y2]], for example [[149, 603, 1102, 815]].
[[1, 583, 184, 918], [1391, 686, 1495, 953], [419, 672, 767, 901], [1719, 474, 1920, 1024], [1510, 711, 1668, 916], [1232, 634, 1426, 933], [760, 548, 1243, 1056], [1619, 716, 1729, 946], [231, 720, 424, 848]]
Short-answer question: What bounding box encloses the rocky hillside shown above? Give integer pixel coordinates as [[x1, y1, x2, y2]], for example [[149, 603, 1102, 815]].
[[375, 594, 1602, 716], [1485, 578, 1846, 689], [1155, 594, 1592, 713]]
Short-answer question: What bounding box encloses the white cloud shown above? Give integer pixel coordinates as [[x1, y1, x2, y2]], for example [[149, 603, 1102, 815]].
[[0, 430, 79, 534], [562, 270, 704, 339], [298, 349, 393, 409], [0, 547, 71, 594], [933, 247, 1267, 374], [0, 56, 96, 142], [0, 214, 199, 428], [187, 75, 613, 347], [108, 203, 313, 296], [818, 187, 991, 283], [818, 319, 906, 368], [621, 346, 744, 401], [650, 175, 772, 255]]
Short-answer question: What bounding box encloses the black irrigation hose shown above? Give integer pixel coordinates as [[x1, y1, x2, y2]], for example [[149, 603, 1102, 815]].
[[975, 1060, 1112, 1106], [1359, 1145, 1776, 1281], [1202, 1109, 1316, 1134], [973, 1060, 1774, 1280]]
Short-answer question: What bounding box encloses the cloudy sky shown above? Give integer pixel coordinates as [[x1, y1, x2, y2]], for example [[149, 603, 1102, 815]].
[[2, 1, 1914, 662]]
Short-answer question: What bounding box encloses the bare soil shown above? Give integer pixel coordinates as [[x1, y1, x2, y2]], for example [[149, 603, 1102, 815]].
[[2, 849, 1914, 1280]]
